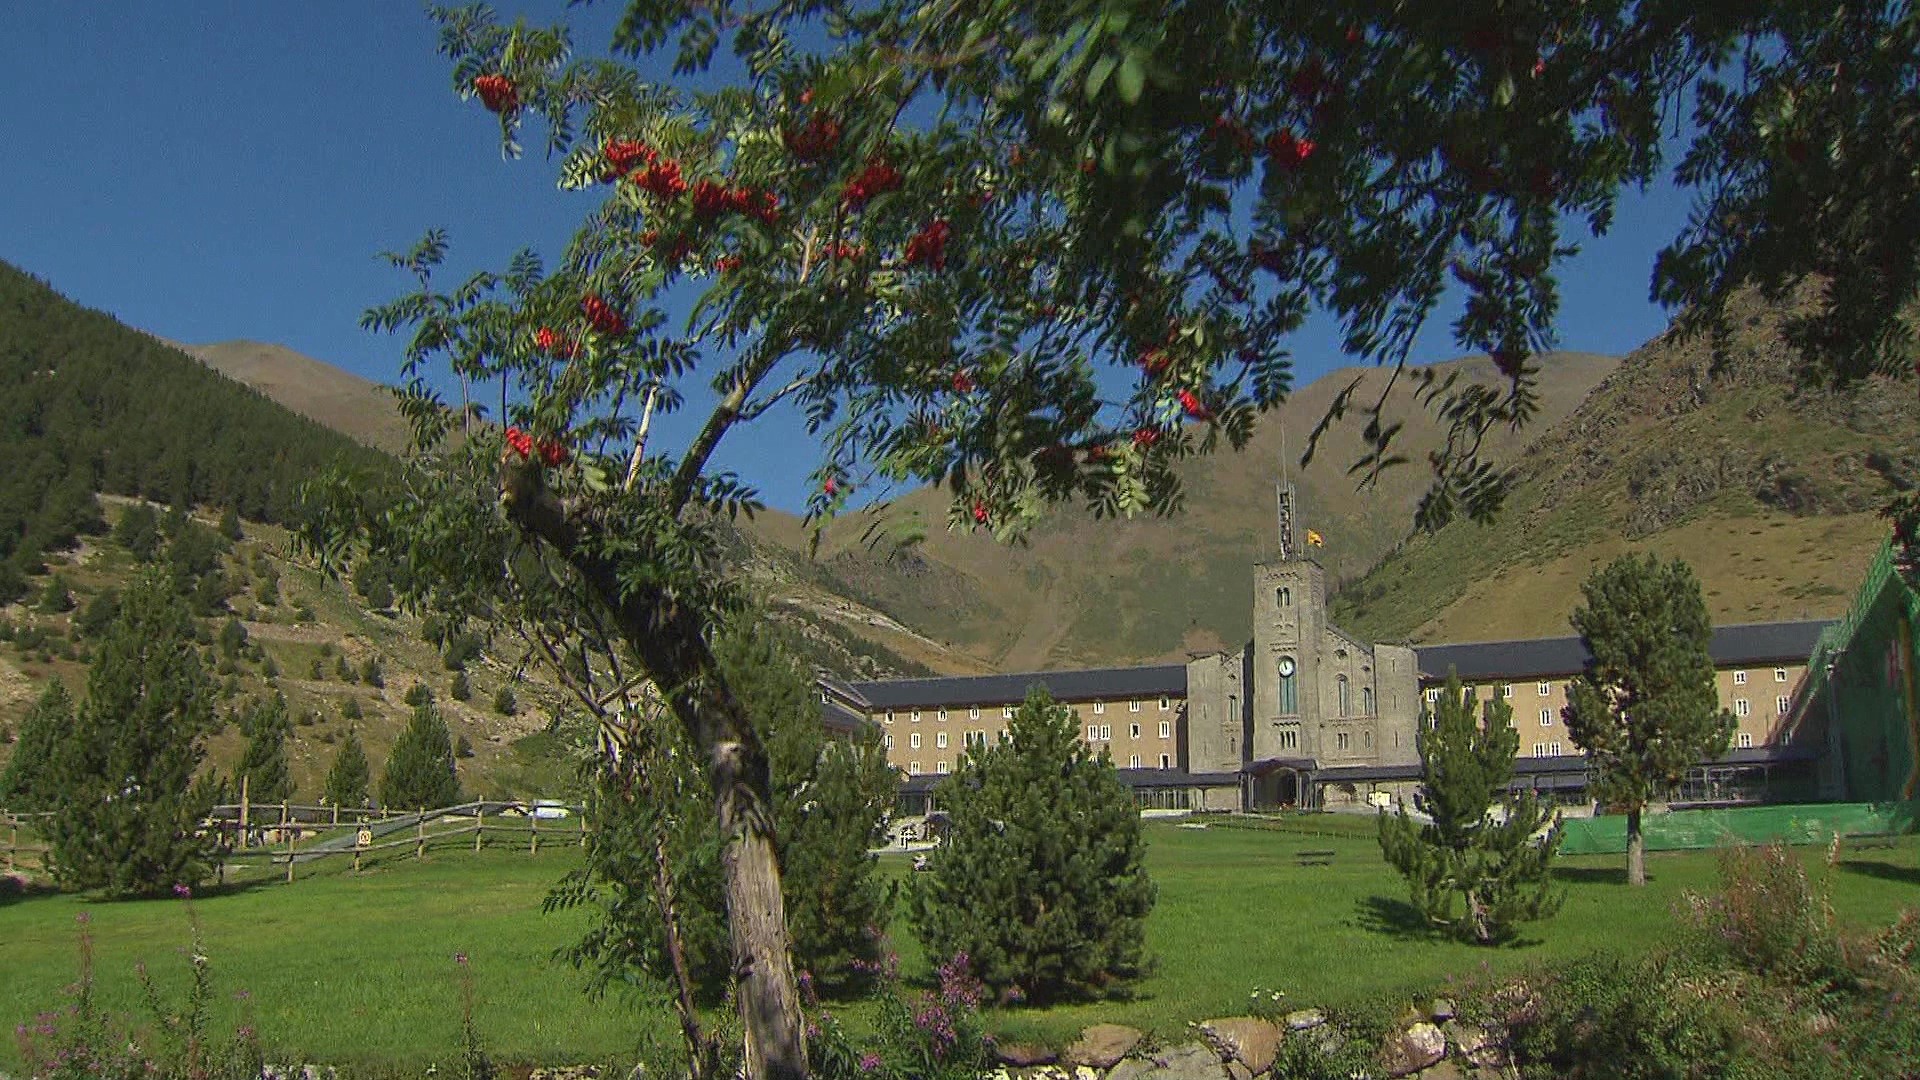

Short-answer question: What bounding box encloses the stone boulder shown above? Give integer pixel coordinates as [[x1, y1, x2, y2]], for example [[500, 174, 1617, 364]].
[[1381, 1022, 1447, 1077], [1062, 1024, 1144, 1070], [1123, 1041, 1229, 1080], [1284, 1008, 1327, 1031], [1198, 1017, 1282, 1075], [1443, 1021, 1505, 1067]]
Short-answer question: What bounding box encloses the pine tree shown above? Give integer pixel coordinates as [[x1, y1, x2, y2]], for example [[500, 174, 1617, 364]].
[[340, 697, 363, 721], [379, 698, 462, 810], [361, 657, 384, 688], [236, 693, 293, 805], [449, 670, 471, 701], [218, 506, 243, 542], [492, 685, 517, 716], [324, 729, 371, 808], [1565, 554, 1735, 886], [1378, 672, 1563, 943], [0, 680, 73, 811], [45, 569, 217, 897], [113, 503, 160, 562], [910, 688, 1155, 1004], [36, 572, 74, 614]]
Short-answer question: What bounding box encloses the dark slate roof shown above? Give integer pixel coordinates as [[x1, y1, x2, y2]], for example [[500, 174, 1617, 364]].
[[1264, 744, 1819, 786], [816, 698, 872, 735], [850, 663, 1187, 711], [1415, 619, 1834, 681]]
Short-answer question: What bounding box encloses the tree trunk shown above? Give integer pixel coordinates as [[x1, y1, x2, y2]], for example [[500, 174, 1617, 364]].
[[502, 467, 808, 1079], [1626, 804, 1646, 886], [651, 808, 714, 1079]]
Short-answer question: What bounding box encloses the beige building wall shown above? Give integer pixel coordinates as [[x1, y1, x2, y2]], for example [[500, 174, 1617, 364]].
[[872, 693, 1185, 778]]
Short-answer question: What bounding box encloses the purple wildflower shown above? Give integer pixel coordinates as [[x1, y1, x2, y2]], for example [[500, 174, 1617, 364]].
[[173, 883, 192, 899], [859, 1052, 883, 1072]]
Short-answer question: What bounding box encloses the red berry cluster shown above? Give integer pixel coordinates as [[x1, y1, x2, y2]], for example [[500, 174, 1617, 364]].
[[631, 158, 688, 200], [783, 111, 842, 161], [689, 178, 781, 225], [715, 254, 744, 274], [971, 500, 990, 525], [505, 426, 533, 457], [829, 241, 865, 262], [1139, 348, 1173, 377], [950, 370, 975, 394], [505, 427, 569, 467], [904, 219, 952, 270], [473, 74, 518, 114], [1266, 129, 1316, 171], [1132, 427, 1161, 447], [603, 138, 656, 180], [533, 326, 580, 357], [581, 294, 628, 337], [842, 158, 903, 210], [1177, 389, 1213, 420]]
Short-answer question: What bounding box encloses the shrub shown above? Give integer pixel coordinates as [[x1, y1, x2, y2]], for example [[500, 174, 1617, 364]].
[[405, 683, 435, 708], [1678, 843, 1847, 988], [340, 697, 364, 721], [450, 670, 472, 701], [492, 686, 517, 716], [361, 657, 384, 688]]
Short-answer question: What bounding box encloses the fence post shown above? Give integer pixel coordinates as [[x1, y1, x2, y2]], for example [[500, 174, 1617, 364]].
[[332, 802, 340, 828], [239, 776, 251, 849], [529, 809, 539, 856], [416, 811, 426, 860], [473, 805, 484, 854], [6, 814, 15, 873], [580, 811, 588, 849], [285, 825, 296, 884]]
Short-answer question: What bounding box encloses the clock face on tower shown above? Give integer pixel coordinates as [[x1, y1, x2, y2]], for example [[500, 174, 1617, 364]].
[[1277, 657, 1296, 677]]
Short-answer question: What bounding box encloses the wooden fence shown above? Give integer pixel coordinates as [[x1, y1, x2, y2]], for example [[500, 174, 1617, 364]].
[[2, 800, 586, 884]]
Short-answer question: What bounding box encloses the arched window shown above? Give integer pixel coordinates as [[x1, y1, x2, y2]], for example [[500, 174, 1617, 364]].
[[1277, 657, 1298, 714], [1277, 586, 1292, 608], [1337, 675, 1350, 718], [1362, 686, 1374, 715]]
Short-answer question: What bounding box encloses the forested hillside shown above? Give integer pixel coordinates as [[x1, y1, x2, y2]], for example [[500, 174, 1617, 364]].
[[0, 261, 389, 601]]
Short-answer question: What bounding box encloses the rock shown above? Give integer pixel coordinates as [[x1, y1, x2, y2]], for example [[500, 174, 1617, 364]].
[[1444, 1021, 1505, 1067], [1063, 1023, 1145, 1070], [1225, 1062, 1252, 1080], [1199, 1017, 1282, 1075], [1307, 1025, 1347, 1059], [1381, 1022, 1447, 1077], [1284, 1008, 1328, 1031], [1139, 1042, 1229, 1080], [1073, 1068, 1100, 1080], [997, 1043, 1058, 1067], [1105, 1060, 1154, 1080], [1429, 998, 1457, 1022], [1416, 1060, 1467, 1080]]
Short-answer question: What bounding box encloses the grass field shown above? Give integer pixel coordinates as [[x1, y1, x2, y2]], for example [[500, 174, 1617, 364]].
[[3, 819, 1917, 1076]]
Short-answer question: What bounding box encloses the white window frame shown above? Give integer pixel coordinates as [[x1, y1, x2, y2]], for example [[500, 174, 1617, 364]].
[[1777, 695, 1791, 715], [1734, 698, 1751, 717], [1732, 670, 1748, 685], [1541, 709, 1554, 727], [937, 708, 948, 721], [1086, 724, 1098, 741], [1158, 753, 1170, 768], [1130, 723, 1140, 738], [909, 761, 921, 775], [884, 710, 895, 724], [1092, 701, 1105, 715], [1129, 699, 1142, 712], [1098, 724, 1112, 740], [968, 706, 980, 720], [1737, 732, 1754, 749], [1501, 684, 1513, 699], [883, 734, 893, 749], [936, 760, 950, 774], [1336, 731, 1350, 751], [1003, 705, 1014, 719], [1533, 742, 1547, 757], [1549, 741, 1562, 755], [910, 710, 921, 723], [1424, 687, 1440, 703], [1774, 668, 1789, 683], [936, 732, 948, 749], [1158, 720, 1171, 739], [1537, 681, 1552, 697], [1129, 754, 1141, 768], [1158, 696, 1171, 711], [909, 733, 921, 749]]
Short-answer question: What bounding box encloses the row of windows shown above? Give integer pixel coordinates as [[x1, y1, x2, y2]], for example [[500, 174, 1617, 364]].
[[883, 697, 1172, 724], [1529, 731, 1758, 758], [1086, 721, 1174, 741], [904, 753, 1173, 775], [888, 730, 1004, 751], [1431, 677, 1796, 706]]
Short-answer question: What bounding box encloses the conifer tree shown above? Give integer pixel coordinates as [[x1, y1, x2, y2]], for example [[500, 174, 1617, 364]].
[[911, 688, 1154, 1004], [36, 572, 73, 614], [218, 506, 243, 542], [324, 728, 371, 809], [236, 693, 294, 805], [113, 503, 159, 562], [450, 670, 472, 702], [1565, 554, 1735, 886], [1379, 672, 1562, 944], [379, 698, 463, 810], [0, 680, 73, 811], [493, 685, 518, 716], [46, 570, 217, 896]]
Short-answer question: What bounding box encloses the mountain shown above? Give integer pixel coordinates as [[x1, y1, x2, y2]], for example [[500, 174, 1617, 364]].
[[742, 352, 1621, 671], [1327, 287, 1917, 643], [170, 340, 415, 456]]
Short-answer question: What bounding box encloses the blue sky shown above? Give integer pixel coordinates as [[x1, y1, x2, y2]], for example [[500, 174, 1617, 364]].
[[1, 4, 1697, 513]]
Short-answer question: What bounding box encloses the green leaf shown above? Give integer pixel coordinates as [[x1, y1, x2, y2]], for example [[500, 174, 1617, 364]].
[[1115, 52, 1146, 104], [1086, 53, 1119, 101]]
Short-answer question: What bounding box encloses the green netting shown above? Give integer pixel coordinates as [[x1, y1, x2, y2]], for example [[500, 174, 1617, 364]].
[[1558, 802, 1910, 855]]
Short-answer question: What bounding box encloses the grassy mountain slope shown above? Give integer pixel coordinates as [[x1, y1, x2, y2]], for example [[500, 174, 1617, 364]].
[[744, 352, 1620, 670], [1329, 288, 1917, 643], [171, 339, 416, 456]]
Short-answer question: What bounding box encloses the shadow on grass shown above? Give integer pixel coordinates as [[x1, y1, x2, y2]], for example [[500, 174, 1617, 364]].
[[0, 872, 59, 907], [1835, 858, 1920, 886], [1355, 895, 1441, 940], [1552, 865, 1635, 886]]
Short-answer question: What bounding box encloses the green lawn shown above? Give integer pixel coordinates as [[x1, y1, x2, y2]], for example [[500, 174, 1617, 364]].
[[2, 820, 1916, 1076]]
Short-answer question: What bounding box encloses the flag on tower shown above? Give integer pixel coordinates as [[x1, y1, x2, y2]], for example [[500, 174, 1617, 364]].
[[1306, 529, 1325, 547]]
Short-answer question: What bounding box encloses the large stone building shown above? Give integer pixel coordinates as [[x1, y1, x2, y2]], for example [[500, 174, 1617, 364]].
[[823, 488, 1830, 814]]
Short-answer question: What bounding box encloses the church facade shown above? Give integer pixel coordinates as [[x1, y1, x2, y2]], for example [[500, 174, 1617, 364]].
[[823, 488, 1831, 814]]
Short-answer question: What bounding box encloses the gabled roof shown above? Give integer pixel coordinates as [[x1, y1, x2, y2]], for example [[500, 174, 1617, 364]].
[[1414, 619, 1834, 682], [849, 663, 1188, 711]]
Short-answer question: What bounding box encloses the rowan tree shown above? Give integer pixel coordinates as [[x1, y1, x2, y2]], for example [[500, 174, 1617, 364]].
[[45, 569, 218, 897], [0, 680, 73, 812], [1379, 672, 1562, 943], [910, 688, 1154, 1003], [304, 3, 1920, 1073], [1564, 553, 1734, 886]]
